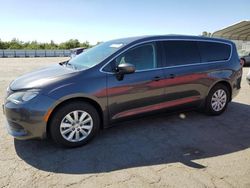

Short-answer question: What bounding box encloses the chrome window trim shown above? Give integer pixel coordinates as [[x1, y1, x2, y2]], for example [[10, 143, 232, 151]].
[[99, 38, 233, 74]]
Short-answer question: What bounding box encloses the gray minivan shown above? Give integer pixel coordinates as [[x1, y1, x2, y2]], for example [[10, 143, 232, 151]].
[[3, 35, 242, 147]]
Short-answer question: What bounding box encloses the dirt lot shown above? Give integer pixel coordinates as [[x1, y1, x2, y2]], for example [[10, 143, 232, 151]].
[[0, 58, 250, 188]]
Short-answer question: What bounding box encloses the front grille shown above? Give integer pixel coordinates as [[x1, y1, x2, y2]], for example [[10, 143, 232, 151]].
[[7, 121, 24, 131]]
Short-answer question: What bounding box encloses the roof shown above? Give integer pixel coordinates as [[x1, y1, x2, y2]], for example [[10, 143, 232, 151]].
[[110, 34, 233, 45], [212, 21, 250, 41]]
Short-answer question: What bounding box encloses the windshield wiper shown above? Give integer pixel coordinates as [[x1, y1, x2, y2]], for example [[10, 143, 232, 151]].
[[59, 61, 77, 70], [59, 60, 68, 66], [66, 63, 77, 70]]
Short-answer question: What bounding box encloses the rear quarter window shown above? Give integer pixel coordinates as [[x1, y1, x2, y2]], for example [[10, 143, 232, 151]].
[[197, 41, 231, 62]]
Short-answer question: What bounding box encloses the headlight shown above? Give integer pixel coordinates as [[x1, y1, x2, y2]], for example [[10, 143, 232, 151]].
[[7, 89, 39, 104]]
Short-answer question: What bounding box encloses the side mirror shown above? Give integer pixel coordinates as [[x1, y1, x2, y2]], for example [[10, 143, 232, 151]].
[[117, 63, 135, 75]]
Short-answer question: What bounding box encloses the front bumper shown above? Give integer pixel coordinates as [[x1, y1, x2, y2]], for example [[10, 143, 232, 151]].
[[3, 94, 56, 140]]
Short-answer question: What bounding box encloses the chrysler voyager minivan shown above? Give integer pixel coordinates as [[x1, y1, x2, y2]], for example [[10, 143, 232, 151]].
[[3, 35, 242, 147]]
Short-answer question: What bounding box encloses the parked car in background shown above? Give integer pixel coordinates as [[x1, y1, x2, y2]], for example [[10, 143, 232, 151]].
[[3, 35, 242, 147], [70, 47, 85, 58], [241, 53, 250, 66]]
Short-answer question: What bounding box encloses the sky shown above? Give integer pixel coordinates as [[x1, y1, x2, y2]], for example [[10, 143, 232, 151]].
[[0, 0, 249, 44]]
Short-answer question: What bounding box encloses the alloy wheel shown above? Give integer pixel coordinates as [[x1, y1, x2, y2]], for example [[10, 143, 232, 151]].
[[211, 89, 227, 112], [60, 110, 93, 142]]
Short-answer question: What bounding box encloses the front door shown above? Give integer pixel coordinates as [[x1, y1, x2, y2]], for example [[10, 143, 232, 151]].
[[106, 43, 166, 120]]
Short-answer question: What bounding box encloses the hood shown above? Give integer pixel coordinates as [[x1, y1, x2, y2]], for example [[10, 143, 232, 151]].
[[10, 64, 77, 90]]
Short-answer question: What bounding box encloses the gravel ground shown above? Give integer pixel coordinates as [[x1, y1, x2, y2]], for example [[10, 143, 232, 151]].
[[0, 58, 250, 188]]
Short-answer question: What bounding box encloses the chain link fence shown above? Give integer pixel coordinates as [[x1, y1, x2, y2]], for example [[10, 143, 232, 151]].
[[0, 50, 71, 58]]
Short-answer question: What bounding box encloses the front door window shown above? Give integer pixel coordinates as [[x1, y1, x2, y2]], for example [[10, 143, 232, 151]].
[[115, 44, 156, 71]]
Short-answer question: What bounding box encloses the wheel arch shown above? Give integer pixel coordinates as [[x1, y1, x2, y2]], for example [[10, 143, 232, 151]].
[[208, 80, 232, 101], [46, 97, 105, 138]]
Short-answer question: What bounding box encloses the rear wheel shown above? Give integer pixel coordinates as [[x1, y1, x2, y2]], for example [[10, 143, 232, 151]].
[[49, 101, 100, 147], [205, 84, 230, 115]]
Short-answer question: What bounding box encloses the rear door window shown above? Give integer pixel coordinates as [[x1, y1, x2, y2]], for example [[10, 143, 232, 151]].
[[162, 41, 201, 66], [197, 41, 231, 62]]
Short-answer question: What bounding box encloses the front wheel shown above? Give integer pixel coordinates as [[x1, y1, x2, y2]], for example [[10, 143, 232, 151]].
[[205, 84, 230, 115], [49, 101, 100, 147]]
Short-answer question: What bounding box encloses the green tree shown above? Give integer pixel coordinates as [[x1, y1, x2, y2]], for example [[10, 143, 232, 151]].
[[27, 41, 40, 49], [8, 38, 23, 49], [0, 39, 91, 50], [49, 40, 58, 49], [0, 39, 8, 49], [202, 31, 212, 37], [59, 39, 81, 49], [81, 41, 91, 48]]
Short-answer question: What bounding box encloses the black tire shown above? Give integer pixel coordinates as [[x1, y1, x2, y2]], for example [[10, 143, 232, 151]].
[[49, 101, 100, 147], [205, 84, 230, 116]]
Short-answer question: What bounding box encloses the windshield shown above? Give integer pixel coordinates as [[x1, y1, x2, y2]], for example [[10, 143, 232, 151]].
[[67, 41, 125, 70]]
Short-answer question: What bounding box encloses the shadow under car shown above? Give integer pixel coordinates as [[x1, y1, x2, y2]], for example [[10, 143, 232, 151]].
[[14, 101, 250, 174]]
